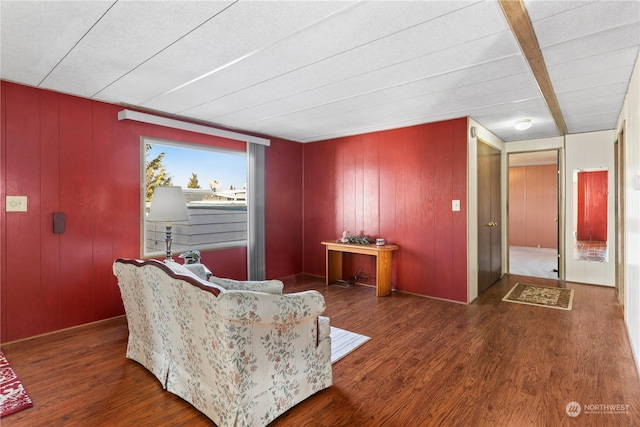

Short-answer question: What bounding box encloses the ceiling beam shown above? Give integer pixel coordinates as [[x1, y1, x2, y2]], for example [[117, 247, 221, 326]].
[[498, 0, 568, 135]]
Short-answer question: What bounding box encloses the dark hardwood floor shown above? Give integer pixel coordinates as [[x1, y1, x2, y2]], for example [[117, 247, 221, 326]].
[[2, 274, 639, 426]]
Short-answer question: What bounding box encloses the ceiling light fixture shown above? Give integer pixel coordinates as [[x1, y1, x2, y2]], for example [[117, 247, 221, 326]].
[[514, 119, 532, 130]]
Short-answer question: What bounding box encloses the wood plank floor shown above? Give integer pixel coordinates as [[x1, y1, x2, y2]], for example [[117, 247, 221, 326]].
[[2, 274, 639, 426]]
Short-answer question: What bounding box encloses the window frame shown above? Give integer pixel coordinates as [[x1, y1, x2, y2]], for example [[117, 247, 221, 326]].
[[141, 136, 248, 259]]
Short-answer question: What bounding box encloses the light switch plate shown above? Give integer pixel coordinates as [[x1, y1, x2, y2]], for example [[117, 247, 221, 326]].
[[452, 200, 460, 211], [6, 196, 27, 212]]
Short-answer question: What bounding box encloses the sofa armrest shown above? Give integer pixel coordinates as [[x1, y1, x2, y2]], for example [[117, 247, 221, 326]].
[[217, 290, 325, 324], [208, 276, 284, 295]]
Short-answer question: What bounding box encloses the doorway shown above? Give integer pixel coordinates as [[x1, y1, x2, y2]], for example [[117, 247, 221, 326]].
[[507, 150, 559, 279], [478, 140, 502, 293]]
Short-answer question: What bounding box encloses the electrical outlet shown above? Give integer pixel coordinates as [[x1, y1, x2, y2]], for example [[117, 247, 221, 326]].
[[6, 196, 27, 212]]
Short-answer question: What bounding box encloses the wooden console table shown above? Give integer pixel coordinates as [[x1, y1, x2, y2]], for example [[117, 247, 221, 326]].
[[321, 240, 399, 296]]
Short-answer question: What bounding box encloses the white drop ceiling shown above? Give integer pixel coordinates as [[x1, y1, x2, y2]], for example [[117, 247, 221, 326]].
[[1, 0, 638, 143]]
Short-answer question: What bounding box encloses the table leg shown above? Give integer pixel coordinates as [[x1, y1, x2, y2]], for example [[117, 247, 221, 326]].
[[376, 251, 393, 296], [326, 250, 343, 286]]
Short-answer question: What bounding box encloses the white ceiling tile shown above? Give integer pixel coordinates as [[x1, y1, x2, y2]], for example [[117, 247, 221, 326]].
[[190, 44, 529, 128], [556, 82, 630, 104], [524, 0, 595, 22], [96, 1, 356, 104], [559, 90, 622, 111], [0, 1, 112, 85], [565, 111, 620, 133], [541, 23, 640, 67], [547, 46, 639, 82], [531, 1, 640, 48], [562, 100, 623, 118], [552, 66, 634, 93], [145, 1, 505, 114], [39, 1, 234, 97], [184, 29, 523, 123]]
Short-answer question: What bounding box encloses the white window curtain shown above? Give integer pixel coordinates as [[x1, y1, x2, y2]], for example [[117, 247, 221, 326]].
[[247, 142, 266, 280]]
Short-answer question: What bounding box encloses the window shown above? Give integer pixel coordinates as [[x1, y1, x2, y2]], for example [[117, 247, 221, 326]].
[[142, 137, 247, 258]]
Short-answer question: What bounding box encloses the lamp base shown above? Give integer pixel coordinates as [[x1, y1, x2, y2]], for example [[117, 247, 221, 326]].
[[164, 225, 173, 262]]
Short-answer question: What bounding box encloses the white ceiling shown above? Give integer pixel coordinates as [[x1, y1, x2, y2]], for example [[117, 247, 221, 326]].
[[1, 1, 638, 143]]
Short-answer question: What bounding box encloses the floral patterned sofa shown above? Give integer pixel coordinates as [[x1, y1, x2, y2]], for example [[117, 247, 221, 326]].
[[112, 258, 332, 427]]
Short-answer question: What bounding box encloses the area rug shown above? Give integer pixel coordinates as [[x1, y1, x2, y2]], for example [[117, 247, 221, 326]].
[[502, 283, 574, 310], [330, 327, 371, 364], [0, 349, 33, 417]]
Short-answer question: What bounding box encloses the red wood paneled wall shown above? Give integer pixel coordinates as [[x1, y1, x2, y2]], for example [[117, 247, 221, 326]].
[[577, 170, 608, 242], [508, 165, 558, 249], [1, 81, 303, 342], [302, 119, 468, 302], [265, 139, 303, 279]]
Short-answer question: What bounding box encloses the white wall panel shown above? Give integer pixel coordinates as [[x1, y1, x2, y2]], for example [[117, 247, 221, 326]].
[[616, 53, 640, 372]]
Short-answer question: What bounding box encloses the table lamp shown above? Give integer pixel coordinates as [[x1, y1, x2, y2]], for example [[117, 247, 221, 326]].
[[147, 186, 189, 261]]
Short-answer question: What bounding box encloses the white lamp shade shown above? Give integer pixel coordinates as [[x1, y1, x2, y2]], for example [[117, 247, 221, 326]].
[[147, 186, 189, 223]]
